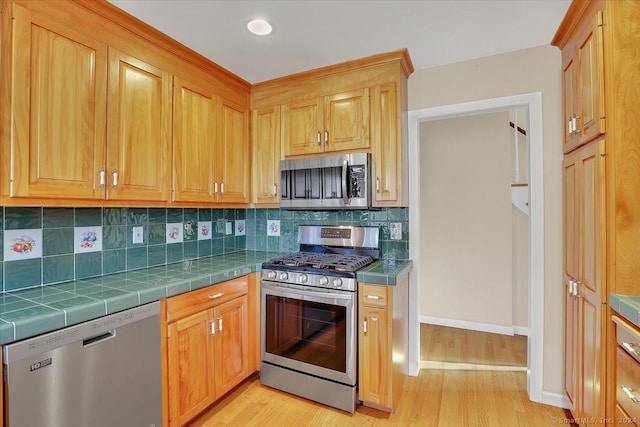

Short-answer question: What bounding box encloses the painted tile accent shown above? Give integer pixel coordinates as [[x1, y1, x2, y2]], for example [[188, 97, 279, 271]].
[[74, 226, 102, 253], [235, 220, 246, 236], [4, 229, 42, 261], [198, 221, 212, 240], [166, 223, 183, 244], [267, 220, 280, 236]]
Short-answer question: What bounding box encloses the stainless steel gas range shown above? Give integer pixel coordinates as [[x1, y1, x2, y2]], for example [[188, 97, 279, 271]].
[[260, 225, 380, 413]]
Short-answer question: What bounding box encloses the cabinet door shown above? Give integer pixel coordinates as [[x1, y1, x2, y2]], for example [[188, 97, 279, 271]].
[[252, 106, 281, 204], [282, 98, 324, 156], [577, 11, 605, 146], [577, 141, 605, 421], [563, 151, 579, 410], [563, 55, 578, 153], [9, 4, 106, 199], [216, 97, 250, 203], [213, 295, 249, 397], [167, 309, 216, 427], [372, 83, 401, 205], [359, 302, 390, 409], [173, 77, 215, 203], [324, 88, 370, 152], [107, 48, 171, 201]]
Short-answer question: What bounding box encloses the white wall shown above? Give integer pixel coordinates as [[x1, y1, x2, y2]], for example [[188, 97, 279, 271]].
[[408, 44, 563, 395], [419, 112, 514, 327]]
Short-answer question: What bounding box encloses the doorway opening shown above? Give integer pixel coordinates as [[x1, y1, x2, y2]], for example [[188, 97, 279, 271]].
[[407, 93, 545, 403]]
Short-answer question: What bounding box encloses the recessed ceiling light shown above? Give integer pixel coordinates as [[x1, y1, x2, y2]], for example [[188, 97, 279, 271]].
[[247, 19, 273, 36]]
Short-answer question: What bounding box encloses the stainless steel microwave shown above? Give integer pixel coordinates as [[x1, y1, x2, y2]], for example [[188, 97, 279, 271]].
[[280, 153, 371, 210]]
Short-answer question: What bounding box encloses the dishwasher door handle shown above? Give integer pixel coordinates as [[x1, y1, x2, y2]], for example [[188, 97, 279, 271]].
[[82, 330, 116, 347]]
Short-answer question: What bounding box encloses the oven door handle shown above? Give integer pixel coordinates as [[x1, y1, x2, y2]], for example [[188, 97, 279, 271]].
[[261, 281, 354, 304]]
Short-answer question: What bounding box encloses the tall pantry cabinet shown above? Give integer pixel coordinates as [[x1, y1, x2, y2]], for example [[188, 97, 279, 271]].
[[553, 1, 640, 425]]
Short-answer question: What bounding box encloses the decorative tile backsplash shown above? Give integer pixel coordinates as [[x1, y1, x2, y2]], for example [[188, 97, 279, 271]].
[[244, 208, 409, 260], [0, 207, 246, 292], [0, 206, 408, 293]]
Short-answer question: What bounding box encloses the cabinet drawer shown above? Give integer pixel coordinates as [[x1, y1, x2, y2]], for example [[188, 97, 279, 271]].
[[167, 276, 248, 323], [360, 284, 388, 308], [617, 347, 640, 422], [615, 316, 640, 365]]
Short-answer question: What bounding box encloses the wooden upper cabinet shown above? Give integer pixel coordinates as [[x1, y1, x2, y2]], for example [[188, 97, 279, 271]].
[[371, 83, 402, 206], [324, 88, 370, 152], [172, 77, 216, 203], [7, 4, 107, 199], [577, 11, 605, 146], [107, 48, 171, 201], [282, 98, 324, 156], [252, 106, 281, 204], [560, 8, 605, 154], [282, 88, 370, 157], [216, 97, 250, 203]]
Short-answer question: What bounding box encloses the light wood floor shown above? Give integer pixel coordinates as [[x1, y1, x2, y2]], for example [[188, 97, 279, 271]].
[[189, 324, 569, 427], [420, 324, 527, 367]]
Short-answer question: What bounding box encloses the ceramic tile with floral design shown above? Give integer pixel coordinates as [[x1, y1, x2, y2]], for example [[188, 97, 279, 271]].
[[166, 223, 184, 244], [198, 221, 212, 240], [74, 226, 103, 253], [235, 220, 246, 236], [4, 229, 43, 261], [267, 220, 280, 237]]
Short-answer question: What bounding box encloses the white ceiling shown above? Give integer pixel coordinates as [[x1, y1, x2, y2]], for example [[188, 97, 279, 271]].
[[108, 0, 571, 84]]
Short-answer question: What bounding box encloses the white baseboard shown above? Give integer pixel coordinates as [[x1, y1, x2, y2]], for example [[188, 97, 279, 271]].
[[420, 315, 529, 337], [542, 391, 570, 409]]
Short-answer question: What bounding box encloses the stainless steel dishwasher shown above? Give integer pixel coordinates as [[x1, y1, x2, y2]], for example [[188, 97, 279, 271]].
[[3, 301, 162, 427]]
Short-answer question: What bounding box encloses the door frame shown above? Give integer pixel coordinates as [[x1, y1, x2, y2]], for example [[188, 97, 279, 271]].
[[407, 92, 545, 403]]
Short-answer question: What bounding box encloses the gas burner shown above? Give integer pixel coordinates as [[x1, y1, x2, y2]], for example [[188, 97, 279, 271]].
[[265, 252, 373, 274]]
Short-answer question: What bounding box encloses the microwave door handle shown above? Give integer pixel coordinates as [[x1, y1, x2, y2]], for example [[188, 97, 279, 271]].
[[342, 159, 350, 205]]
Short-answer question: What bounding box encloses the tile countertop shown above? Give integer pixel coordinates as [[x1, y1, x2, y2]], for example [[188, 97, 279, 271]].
[[610, 293, 640, 327], [0, 252, 413, 345]]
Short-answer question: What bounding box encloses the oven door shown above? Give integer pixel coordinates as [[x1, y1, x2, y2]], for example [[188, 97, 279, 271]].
[[260, 280, 356, 385]]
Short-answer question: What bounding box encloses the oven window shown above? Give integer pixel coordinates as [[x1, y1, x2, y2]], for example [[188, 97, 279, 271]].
[[264, 294, 346, 373]]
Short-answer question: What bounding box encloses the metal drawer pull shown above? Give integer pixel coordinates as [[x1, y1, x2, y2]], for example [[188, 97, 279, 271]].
[[623, 341, 640, 357], [622, 385, 640, 404], [208, 292, 225, 299], [366, 295, 381, 300], [210, 319, 216, 336]]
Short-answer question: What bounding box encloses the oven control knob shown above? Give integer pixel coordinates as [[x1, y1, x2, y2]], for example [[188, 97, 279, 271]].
[[298, 274, 308, 284], [266, 270, 277, 280], [332, 278, 343, 288], [319, 276, 329, 286], [278, 272, 289, 281]]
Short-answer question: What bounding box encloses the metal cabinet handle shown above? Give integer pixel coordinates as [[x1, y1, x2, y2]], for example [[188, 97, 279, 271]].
[[99, 169, 105, 188], [112, 170, 118, 188], [273, 184, 277, 196], [568, 119, 573, 136], [366, 295, 381, 300], [208, 292, 224, 299], [324, 130, 329, 144], [218, 316, 223, 332], [220, 182, 224, 194], [568, 279, 575, 297], [573, 115, 580, 134], [363, 318, 368, 334], [623, 341, 640, 357], [210, 319, 216, 336], [376, 177, 380, 193], [622, 385, 640, 404], [574, 281, 582, 298], [214, 182, 218, 194], [317, 131, 321, 144]]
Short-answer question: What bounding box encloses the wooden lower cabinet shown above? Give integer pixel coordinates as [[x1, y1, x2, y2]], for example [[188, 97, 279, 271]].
[[165, 277, 252, 427], [358, 276, 409, 412]]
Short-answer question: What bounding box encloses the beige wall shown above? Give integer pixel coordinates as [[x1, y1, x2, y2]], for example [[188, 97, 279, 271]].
[[408, 44, 563, 394], [420, 112, 514, 326]]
